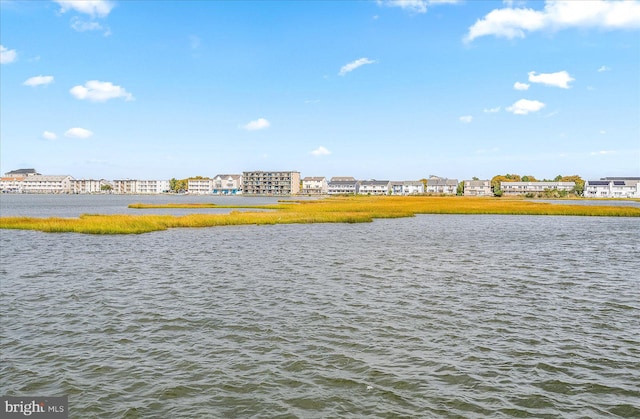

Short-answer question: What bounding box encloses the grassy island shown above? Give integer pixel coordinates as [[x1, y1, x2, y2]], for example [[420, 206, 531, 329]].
[[1, 196, 638, 234]]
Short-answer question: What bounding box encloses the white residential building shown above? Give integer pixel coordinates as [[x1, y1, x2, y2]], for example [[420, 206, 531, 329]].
[[464, 180, 492, 196], [187, 179, 213, 194], [213, 174, 243, 195], [358, 180, 390, 195], [390, 181, 424, 195], [584, 178, 640, 198], [301, 177, 328, 195], [501, 181, 575, 196], [1, 176, 25, 193], [136, 179, 170, 194], [72, 179, 112, 194], [327, 177, 359, 195]]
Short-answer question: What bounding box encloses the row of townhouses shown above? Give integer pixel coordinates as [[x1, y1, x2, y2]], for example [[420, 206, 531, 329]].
[[2, 169, 639, 198]]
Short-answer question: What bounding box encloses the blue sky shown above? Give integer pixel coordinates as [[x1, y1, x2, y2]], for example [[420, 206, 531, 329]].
[[1, 0, 639, 181]]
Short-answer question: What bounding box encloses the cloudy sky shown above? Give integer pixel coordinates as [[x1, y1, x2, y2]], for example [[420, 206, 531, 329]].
[[1, 0, 639, 180]]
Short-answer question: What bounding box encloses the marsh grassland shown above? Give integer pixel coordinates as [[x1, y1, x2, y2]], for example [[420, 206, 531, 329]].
[[1, 196, 638, 234]]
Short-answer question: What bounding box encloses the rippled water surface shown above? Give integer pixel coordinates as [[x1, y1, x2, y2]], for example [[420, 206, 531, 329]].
[[1, 196, 639, 418]]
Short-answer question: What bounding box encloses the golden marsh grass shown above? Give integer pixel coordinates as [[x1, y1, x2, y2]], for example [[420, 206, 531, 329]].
[[1, 196, 638, 234]]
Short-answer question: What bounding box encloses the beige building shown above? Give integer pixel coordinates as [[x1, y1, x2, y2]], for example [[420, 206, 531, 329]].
[[21, 175, 74, 194], [426, 177, 458, 195], [242, 171, 300, 195], [464, 179, 492, 196]]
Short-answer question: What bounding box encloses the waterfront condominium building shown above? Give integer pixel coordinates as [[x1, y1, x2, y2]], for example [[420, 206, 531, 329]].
[[463, 179, 492, 196], [301, 177, 328, 195], [584, 177, 640, 198], [500, 181, 575, 196], [327, 177, 360, 195], [358, 180, 391, 195], [213, 174, 243, 195], [20, 175, 74, 194], [242, 171, 301, 195], [187, 178, 213, 194]]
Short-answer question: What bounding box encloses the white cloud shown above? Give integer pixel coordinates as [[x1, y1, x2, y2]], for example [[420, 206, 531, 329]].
[[590, 150, 615, 155], [459, 115, 473, 123], [513, 81, 530, 90], [483, 106, 501, 113], [339, 58, 376, 76], [70, 17, 110, 35], [378, 0, 459, 14], [65, 127, 94, 139], [42, 131, 58, 140], [311, 146, 332, 156], [243, 118, 270, 131], [23, 75, 54, 87], [599, 130, 606, 134], [1, 45, 17, 64], [54, 0, 114, 18], [528, 70, 574, 88], [465, 0, 640, 42], [506, 99, 545, 115], [70, 80, 134, 102], [597, 65, 611, 72]]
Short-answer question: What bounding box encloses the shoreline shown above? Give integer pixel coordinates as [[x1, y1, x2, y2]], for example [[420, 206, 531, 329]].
[[1, 196, 639, 235]]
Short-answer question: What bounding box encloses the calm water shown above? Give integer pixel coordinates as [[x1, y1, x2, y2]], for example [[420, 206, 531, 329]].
[[1, 195, 639, 418]]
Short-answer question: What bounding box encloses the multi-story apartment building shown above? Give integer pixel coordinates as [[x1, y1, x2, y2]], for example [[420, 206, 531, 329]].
[[21, 175, 74, 194], [390, 181, 424, 195], [584, 178, 640, 198], [71, 179, 112, 194], [359, 180, 390, 195], [113, 179, 137, 194], [0, 176, 25, 193], [242, 171, 300, 195], [426, 178, 458, 195], [463, 179, 492, 196], [213, 174, 243, 195], [301, 177, 328, 195], [327, 177, 359, 195], [112, 179, 171, 194], [136, 179, 170, 194], [187, 178, 213, 194], [501, 181, 575, 196]]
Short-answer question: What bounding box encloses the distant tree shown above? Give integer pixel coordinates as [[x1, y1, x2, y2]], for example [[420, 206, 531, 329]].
[[170, 178, 188, 193], [491, 174, 521, 193], [560, 175, 585, 196], [101, 184, 112, 192], [554, 175, 563, 182], [419, 178, 428, 188], [521, 175, 537, 182], [457, 181, 464, 196], [472, 176, 479, 181]]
